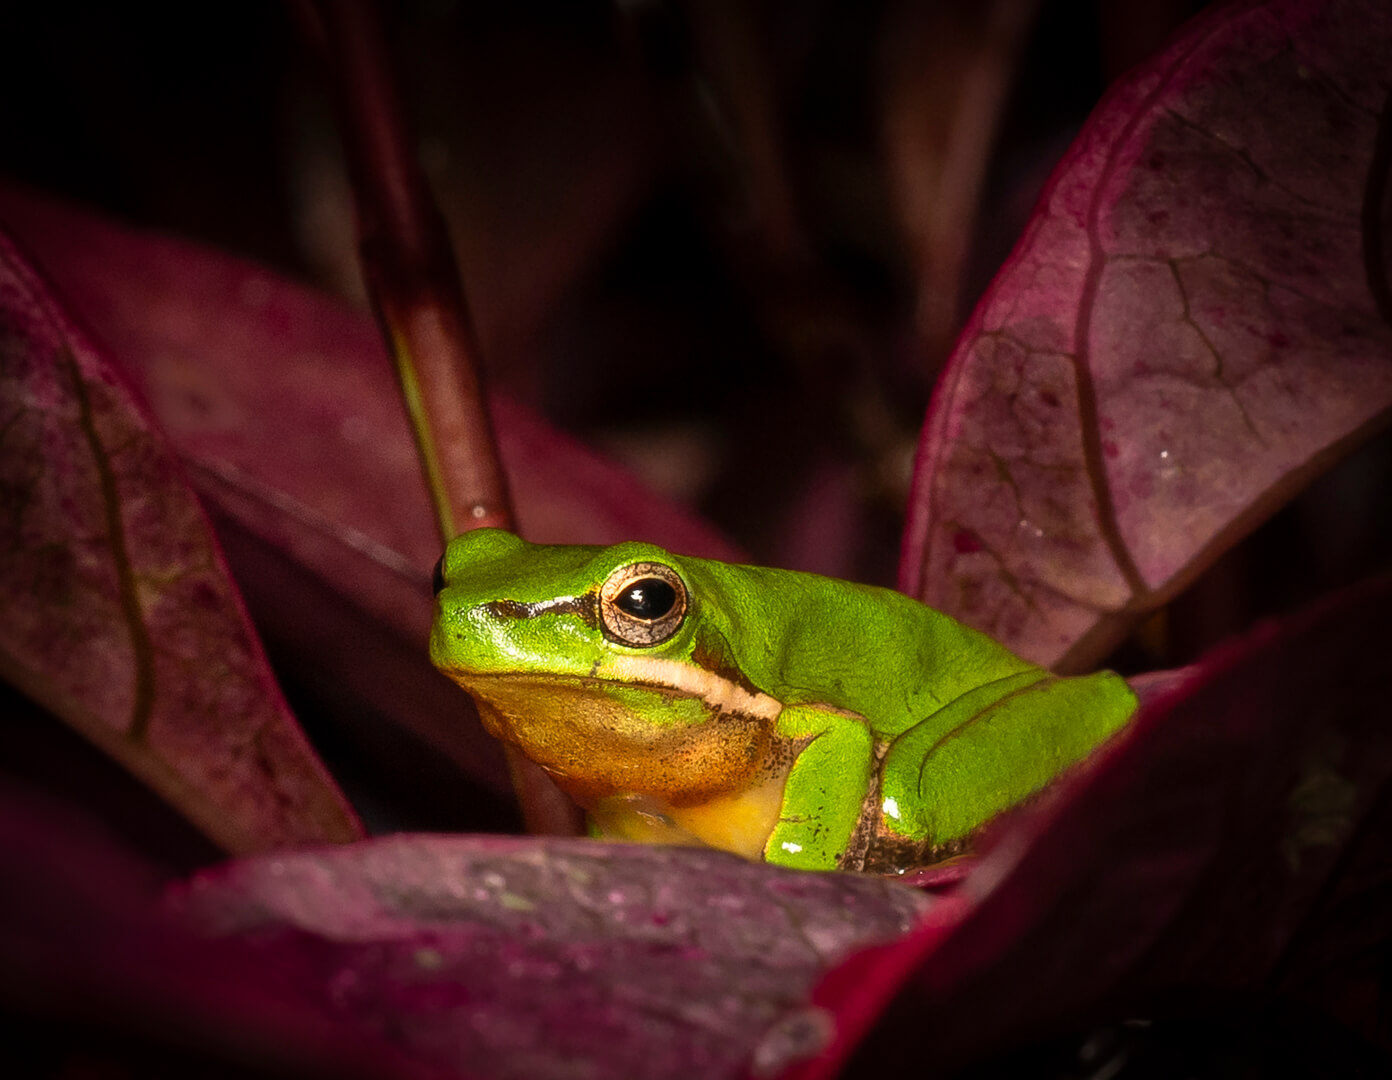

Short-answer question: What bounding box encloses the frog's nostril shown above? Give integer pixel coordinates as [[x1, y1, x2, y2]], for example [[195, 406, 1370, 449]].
[[431, 554, 447, 597]]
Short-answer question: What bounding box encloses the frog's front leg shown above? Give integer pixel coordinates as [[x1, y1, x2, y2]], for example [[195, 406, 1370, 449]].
[[766, 704, 875, 870]]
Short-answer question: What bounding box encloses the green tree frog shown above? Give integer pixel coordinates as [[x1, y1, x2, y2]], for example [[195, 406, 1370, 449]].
[[430, 529, 1136, 873]]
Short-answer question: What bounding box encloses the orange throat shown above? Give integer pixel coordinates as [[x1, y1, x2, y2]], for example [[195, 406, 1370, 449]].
[[447, 668, 794, 859], [458, 670, 785, 807]]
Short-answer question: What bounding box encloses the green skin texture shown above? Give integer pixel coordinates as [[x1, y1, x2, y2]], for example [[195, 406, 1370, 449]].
[[430, 529, 1137, 872]]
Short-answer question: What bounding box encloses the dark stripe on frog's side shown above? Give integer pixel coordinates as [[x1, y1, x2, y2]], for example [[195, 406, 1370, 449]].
[[835, 757, 879, 874], [483, 592, 600, 629], [837, 743, 884, 872]]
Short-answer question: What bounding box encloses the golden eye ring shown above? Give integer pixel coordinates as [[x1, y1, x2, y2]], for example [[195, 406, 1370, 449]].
[[599, 562, 688, 647]]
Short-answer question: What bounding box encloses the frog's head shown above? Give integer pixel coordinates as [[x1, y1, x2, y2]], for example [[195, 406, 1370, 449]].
[[429, 529, 782, 807]]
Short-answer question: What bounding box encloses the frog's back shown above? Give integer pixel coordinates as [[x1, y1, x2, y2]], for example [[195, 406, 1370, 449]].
[[678, 556, 1038, 736]]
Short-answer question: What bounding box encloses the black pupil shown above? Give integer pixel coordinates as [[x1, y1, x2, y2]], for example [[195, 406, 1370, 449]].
[[431, 555, 447, 597], [617, 578, 676, 620]]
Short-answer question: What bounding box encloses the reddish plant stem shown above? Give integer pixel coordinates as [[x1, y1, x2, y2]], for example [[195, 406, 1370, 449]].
[[310, 0, 583, 838], [314, 0, 509, 540]]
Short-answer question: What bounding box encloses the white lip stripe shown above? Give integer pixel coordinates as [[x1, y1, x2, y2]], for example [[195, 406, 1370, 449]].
[[605, 655, 782, 720]]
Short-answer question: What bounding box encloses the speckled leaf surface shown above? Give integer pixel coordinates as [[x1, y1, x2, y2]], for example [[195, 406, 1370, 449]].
[[0, 230, 361, 853], [6, 578, 1389, 1078], [169, 836, 929, 1080], [789, 575, 1392, 1078], [901, 0, 1392, 669]]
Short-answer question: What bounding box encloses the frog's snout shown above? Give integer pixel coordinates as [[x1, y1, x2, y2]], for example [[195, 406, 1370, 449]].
[[436, 529, 529, 594]]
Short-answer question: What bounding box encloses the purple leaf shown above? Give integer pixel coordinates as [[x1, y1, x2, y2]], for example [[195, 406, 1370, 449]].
[[790, 573, 1392, 1076], [0, 185, 742, 796], [901, 0, 1392, 669], [0, 186, 741, 629], [0, 786, 428, 1079], [0, 229, 361, 853], [168, 835, 928, 1080]]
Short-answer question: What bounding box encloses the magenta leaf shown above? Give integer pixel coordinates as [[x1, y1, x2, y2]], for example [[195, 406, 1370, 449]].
[[0, 185, 742, 795], [166, 835, 928, 1080], [0, 187, 741, 641], [901, 0, 1392, 669], [0, 228, 361, 853], [0, 786, 428, 1079], [790, 573, 1392, 1077]]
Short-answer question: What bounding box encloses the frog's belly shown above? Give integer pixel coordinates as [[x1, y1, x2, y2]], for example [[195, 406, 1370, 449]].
[[587, 772, 789, 861]]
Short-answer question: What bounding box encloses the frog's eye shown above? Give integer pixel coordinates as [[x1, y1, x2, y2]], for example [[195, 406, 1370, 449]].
[[599, 561, 687, 647], [431, 554, 447, 597]]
